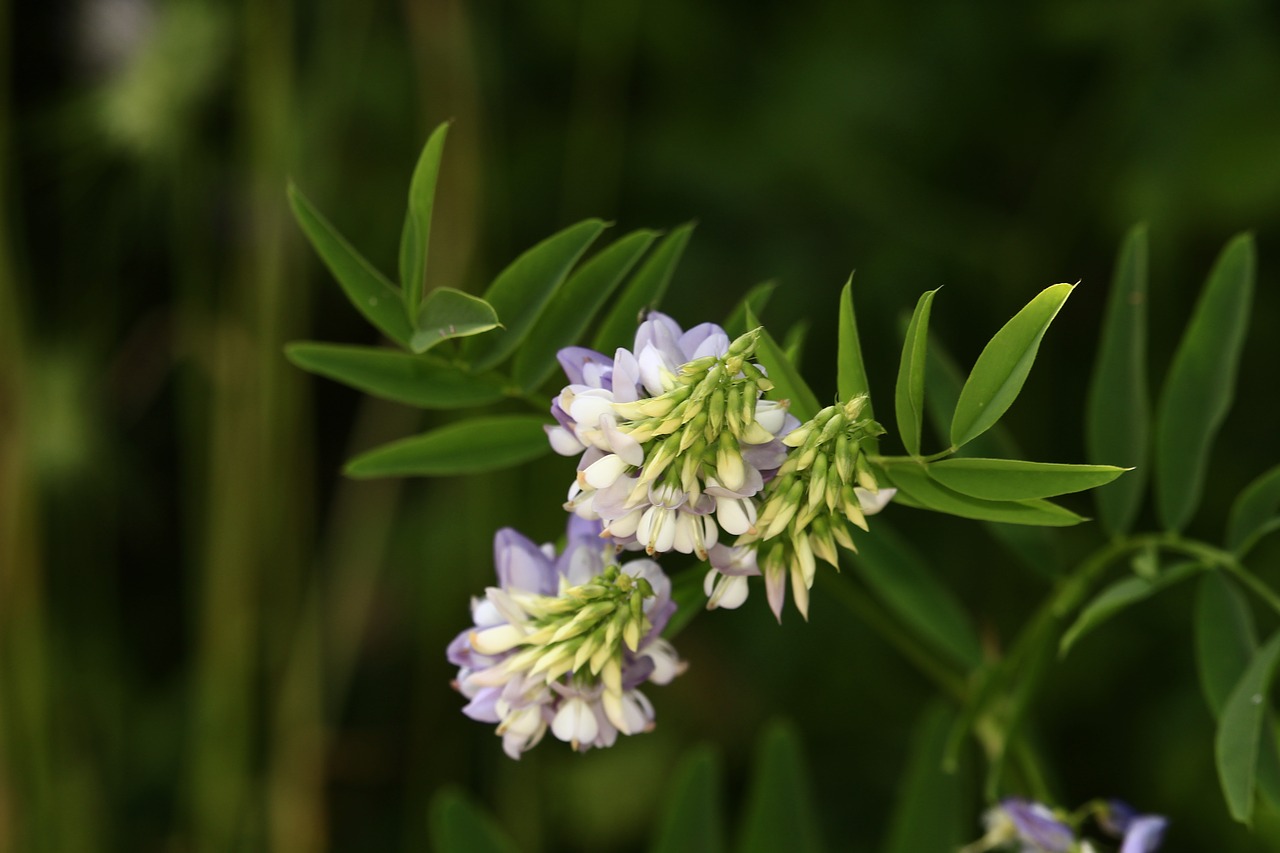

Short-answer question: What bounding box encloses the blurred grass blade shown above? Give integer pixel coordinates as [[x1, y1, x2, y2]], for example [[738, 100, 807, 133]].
[[1086, 224, 1149, 535], [883, 705, 964, 853], [951, 283, 1074, 449], [1227, 464, 1280, 555], [288, 183, 412, 346], [649, 746, 726, 853], [1216, 630, 1280, 825], [837, 278, 873, 411], [1060, 561, 1201, 656], [463, 219, 607, 371], [593, 224, 694, 353], [1197, 573, 1259, 717], [894, 288, 938, 456], [429, 787, 519, 853], [513, 229, 657, 391], [927, 458, 1127, 501], [738, 720, 825, 853], [345, 415, 551, 478], [881, 461, 1085, 526], [285, 342, 508, 409], [746, 307, 821, 421], [399, 121, 450, 320], [782, 320, 809, 367], [410, 288, 501, 354], [1155, 234, 1255, 532], [724, 281, 777, 338]]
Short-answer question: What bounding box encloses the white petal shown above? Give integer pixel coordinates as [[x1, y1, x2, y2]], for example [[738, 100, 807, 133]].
[[715, 496, 755, 536], [470, 624, 526, 655], [568, 391, 616, 426], [600, 415, 645, 466], [855, 486, 896, 516], [754, 400, 787, 435], [583, 454, 630, 489], [708, 573, 750, 610], [551, 697, 598, 746], [546, 425, 584, 456]]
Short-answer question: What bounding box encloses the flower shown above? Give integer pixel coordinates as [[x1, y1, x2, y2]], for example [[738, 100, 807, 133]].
[[448, 517, 684, 758], [963, 798, 1077, 853], [1097, 800, 1167, 853]]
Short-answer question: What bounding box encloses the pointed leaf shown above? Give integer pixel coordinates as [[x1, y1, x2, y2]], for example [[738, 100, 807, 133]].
[[738, 721, 825, 853], [463, 220, 607, 371], [746, 307, 821, 422], [782, 320, 809, 367], [288, 183, 412, 346], [429, 787, 519, 853], [286, 342, 507, 409], [1155, 234, 1255, 531], [951, 283, 1074, 448], [837, 278, 873, 413], [593, 224, 694, 353], [1216, 630, 1280, 825], [927, 458, 1127, 501], [883, 705, 964, 853], [649, 746, 726, 853], [1060, 561, 1202, 656], [345, 415, 551, 478], [882, 461, 1085, 527], [1227, 464, 1280, 555], [724, 281, 777, 338], [1086, 225, 1150, 536], [894, 289, 938, 456], [410, 288, 502, 353], [399, 121, 450, 319], [513, 230, 657, 391], [1197, 573, 1260, 718]]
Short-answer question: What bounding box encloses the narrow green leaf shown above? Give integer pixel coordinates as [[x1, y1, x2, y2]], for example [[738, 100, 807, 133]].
[[288, 183, 412, 346], [649, 746, 726, 853], [837, 278, 873, 414], [1086, 225, 1149, 536], [1060, 561, 1202, 656], [399, 121, 450, 320], [881, 461, 1085, 527], [593, 224, 695, 353], [724, 281, 777, 338], [927, 458, 1127, 501], [463, 220, 607, 371], [664, 569, 707, 641], [1155, 234, 1255, 531], [738, 721, 825, 853], [1227, 465, 1280, 555], [286, 342, 507, 409], [1217, 630, 1280, 825], [848, 523, 982, 669], [894, 289, 938, 456], [513, 230, 657, 390], [411, 288, 502, 354], [746, 307, 821, 422], [951, 283, 1074, 449], [883, 705, 964, 853], [1197, 573, 1259, 718], [345, 415, 551, 478], [782, 320, 809, 367], [429, 787, 519, 853]]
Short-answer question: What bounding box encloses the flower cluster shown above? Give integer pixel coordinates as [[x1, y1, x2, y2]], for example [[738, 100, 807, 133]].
[[963, 797, 1167, 853], [448, 517, 683, 759]]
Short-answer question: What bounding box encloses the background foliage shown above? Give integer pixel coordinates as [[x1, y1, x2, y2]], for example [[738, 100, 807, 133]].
[[3, 0, 1280, 850]]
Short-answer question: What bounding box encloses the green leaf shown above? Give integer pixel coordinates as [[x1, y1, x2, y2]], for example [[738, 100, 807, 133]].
[[1197, 573, 1260, 718], [1060, 561, 1202, 656], [1217, 630, 1280, 825], [724, 281, 777, 338], [286, 342, 507, 409], [288, 183, 412, 347], [950, 283, 1074, 449], [782, 320, 809, 367], [894, 289, 938, 456], [1227, 465, 1280, 555], [837, 278, 873, 414], [593, 224, 694, 353], [883, 705, 964, 853], [649, 746, 726, 853], [1086, 224, 1150, 536], [513, 230, 657, 391], [664, 569, 708, 641], [345, 415, 551, 478], [463, 220, 607, 371], [1155, 234, 1255, 531], [410, 288, 502, 354], [428, 787, 519, 853], [881, 461, 1085, 527], [927, 458, 1127, 501], [746, 307, 821, 422], [848, 523, 982, 669], [738, 721, 825, 853], [399, 121, 450, 320]]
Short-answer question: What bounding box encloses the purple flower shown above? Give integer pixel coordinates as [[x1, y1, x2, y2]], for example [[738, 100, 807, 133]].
[[1100, 800, 1167, 853]]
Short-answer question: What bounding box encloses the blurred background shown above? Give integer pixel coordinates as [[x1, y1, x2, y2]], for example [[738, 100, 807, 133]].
[[3, 0, 1280, 850]]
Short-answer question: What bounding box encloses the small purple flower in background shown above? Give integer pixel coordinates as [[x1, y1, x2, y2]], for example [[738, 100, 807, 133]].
[[963, 797, 1168, 853], [1098, 800, 1168, 853]]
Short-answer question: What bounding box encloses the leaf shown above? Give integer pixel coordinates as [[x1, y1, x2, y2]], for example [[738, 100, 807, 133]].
[[724, 281, 777, 338], [513, 230, 657, 391], [1197, 573, 1260, 718], [463, 220, 607, 371], [950, 283, 1074, 449], [345, 415, 551, 478], [429, 787, 519, 853], [746, 307, 821, 422], [738, 721, 825, 853], [881, 461, 1085, 527], [649, 746, 726, 853], [1216, 630, 1280, 825], [663, 569, 708, 641], [592, 224, 694, 353], [848, 523, 982, 669], [1155, 234, 1256, 531], [399, 121, 450, 320], [1086, 224, 1150, 536], [410, 288, 502, 354], [1227, 464, 1280, 555], [286, 342, 507, 409], [894, 289, 938, 456], [783, 320, 809, 367], [837, 278, 873, 414], [883, 705, 964, 853], [288, 183, 412, 347], [927, 458, 1127, 501], [1059, 561, 1201, 656]]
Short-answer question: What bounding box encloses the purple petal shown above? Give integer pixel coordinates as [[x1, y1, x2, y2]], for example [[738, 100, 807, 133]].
[[1120, 816, 1168, 853], [557, 347, 613, 388], [461, 687, 502, 723], [494, 528, 558, 595], [1000, 799, 1075, 853], [678, 322, 729, 360]]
